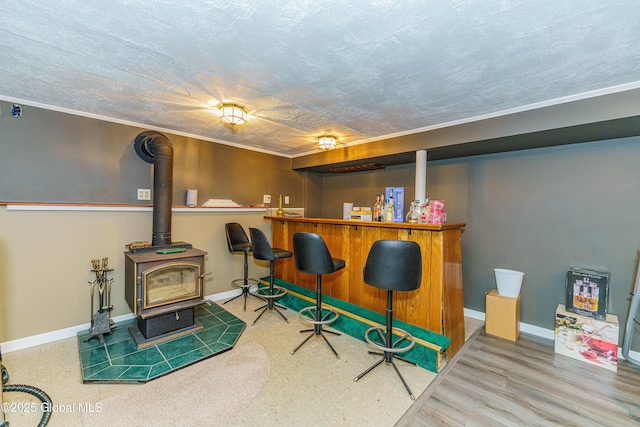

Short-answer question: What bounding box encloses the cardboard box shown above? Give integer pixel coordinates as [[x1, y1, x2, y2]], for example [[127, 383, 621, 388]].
[[565, 268, 610, 320], [554, 304, 618, 372], [485, 289, 520, 341]]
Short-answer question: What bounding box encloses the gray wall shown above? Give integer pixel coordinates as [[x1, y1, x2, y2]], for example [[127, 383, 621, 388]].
[[323, 164, 417, 219], [0, 102, 305, 207], [322, 137, 640, 347], [2, 101, 639, 349]]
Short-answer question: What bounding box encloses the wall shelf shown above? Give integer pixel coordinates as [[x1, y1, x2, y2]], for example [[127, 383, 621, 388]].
[[2, 202, 268, 213]]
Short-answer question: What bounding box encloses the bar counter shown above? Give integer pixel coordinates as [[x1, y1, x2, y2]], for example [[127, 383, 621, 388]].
[[265, 216, 466, 358]]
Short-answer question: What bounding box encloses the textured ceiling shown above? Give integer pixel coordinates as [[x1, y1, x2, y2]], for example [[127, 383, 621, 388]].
[[1, 1, 639, 157]]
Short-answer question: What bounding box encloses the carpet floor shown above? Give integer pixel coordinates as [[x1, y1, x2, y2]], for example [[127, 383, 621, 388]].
[[80, 341, 270, 427], [1, 293, 446, 426]]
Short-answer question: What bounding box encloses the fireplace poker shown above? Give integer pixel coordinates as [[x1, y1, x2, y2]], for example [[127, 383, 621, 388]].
[[88, 278, 97, 326]]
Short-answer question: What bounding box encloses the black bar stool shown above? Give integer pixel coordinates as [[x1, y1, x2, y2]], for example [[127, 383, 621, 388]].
[[291, 232, 345, 359], [248, 227, 292, 325], [224, 223, 261, 311], [353, 240, 422, 399]]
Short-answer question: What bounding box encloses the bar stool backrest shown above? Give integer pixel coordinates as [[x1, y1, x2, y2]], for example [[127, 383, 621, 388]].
[[293, 232, 336, 275], [364, 240, 422, 292], [249, 227, 276, 261], [225, 222, 251, 253]]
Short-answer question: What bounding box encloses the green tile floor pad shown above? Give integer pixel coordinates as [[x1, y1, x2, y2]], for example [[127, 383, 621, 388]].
[[271, 278, 449, 373], [77, 302, 245, 383]]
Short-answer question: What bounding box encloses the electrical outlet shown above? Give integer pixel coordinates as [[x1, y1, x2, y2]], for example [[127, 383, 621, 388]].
[[284, 196, 290, 205], [137, 189, 151, 200], [263, 195, 271, 204]]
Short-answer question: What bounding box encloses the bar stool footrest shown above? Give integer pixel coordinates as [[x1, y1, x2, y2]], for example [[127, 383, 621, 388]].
[[298, 306, 339, 326], [231, 277, 259, 289], [252, 285, 287, 299], [364, 326, 416, 354]]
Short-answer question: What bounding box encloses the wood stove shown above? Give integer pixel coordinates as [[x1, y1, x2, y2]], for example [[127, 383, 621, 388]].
[[124, 245, 207, 348], [124, 131, 208, 349]]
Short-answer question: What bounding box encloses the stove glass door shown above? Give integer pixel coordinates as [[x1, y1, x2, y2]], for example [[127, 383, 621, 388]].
[[143, 262, 201, 309]]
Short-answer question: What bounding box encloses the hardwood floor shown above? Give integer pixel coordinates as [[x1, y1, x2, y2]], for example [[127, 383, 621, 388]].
[[396, 328, 640, 426]]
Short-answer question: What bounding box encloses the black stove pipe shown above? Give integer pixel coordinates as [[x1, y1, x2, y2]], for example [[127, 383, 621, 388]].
[[134, 131, 173, 247]]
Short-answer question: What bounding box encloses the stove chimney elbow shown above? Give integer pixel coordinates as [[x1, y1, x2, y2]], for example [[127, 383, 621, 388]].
[[134, 131, 174, 247]]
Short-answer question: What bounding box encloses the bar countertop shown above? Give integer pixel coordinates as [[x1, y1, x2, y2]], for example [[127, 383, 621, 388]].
[[265, 216, 465, 230]]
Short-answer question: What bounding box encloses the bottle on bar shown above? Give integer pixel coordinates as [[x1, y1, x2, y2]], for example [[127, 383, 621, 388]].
[[420, 195, 430, 224], [386, 194, 395, 222], [373, 194, 380, 221], [378, 193, 386, 221]]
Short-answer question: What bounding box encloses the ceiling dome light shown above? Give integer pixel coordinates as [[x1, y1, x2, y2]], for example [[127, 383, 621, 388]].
[[318, 135, 336, 150], [219, 103, 247, 125]]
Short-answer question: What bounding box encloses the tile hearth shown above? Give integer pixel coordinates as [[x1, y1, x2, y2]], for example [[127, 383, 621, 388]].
[[77, 302, 245, 383]]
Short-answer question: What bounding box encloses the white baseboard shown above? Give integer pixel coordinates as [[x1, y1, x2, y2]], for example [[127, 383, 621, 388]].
[[3, 301, 639, 364], [464, 307, 555, 340], [204, 288, 246, 303], [0, 288, 254, 353], [0, 312, 135, 353]]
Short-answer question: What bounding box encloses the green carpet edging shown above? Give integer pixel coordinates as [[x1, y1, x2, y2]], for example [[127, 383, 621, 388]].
[[267, 278, 449, 373]]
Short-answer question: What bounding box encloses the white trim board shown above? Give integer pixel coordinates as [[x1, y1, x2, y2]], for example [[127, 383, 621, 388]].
[[5, 204, 267, 213]]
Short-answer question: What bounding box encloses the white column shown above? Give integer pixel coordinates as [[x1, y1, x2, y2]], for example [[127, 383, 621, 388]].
[[415, 150, 427, 203]]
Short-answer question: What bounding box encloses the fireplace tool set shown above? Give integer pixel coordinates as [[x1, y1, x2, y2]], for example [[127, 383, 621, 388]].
[[87, 257, 115, 343]]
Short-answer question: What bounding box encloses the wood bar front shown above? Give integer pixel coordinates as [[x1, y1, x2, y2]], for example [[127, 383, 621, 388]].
[[266, 216, 466, 358]]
